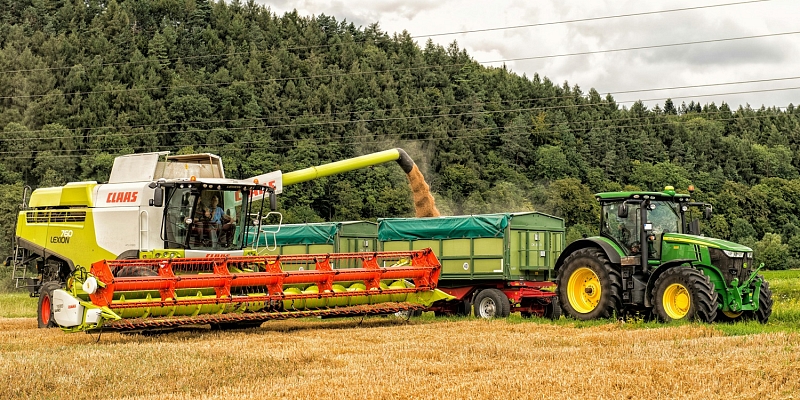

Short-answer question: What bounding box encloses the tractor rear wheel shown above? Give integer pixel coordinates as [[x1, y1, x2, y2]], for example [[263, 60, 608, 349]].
[[557, 248, 621, 320], [473, 289, 510, 319], [745, 276, 773, 324], [38, 281, 62, 328], [652, 267, 718, 323]]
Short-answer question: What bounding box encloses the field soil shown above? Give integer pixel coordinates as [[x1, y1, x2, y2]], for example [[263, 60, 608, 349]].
[[1, 317, 799, 399]]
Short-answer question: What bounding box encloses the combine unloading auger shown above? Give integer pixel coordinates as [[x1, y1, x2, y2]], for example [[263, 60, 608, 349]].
[[51, 249, 450, 333]]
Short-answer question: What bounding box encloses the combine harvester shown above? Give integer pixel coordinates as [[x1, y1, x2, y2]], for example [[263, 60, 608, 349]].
[[10, 149, 450, 332]]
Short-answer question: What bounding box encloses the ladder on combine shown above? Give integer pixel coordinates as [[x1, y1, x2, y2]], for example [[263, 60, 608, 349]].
[[8, 186, 37, 292]]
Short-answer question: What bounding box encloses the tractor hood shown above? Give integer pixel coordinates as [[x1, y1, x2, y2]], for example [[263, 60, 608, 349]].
[[663, 233, 752, 252]]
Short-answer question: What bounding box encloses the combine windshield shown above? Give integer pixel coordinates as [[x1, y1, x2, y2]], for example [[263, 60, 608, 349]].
[[163, 187, 254, 251]]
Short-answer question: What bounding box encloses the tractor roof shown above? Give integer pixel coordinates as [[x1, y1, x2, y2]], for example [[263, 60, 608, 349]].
[[595, 186, 691, 202]]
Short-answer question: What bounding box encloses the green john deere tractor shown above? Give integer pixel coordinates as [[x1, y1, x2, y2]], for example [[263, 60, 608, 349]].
[[555, 186, 773, 323]]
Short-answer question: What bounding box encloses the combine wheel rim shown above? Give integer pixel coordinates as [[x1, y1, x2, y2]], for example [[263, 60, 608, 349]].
[[41, 296, 52, 325], [567, 267, 602, 314], [662, 283, 691, 320]]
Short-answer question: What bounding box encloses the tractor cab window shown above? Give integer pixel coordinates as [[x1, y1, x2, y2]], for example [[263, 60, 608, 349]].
[[601, 202, 641, 255], [646, 201, 681, 259]]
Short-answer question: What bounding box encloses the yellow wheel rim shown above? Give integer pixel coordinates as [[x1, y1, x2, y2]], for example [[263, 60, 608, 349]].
[[663, 283, 691, 320], [567, 267, 602, 314]]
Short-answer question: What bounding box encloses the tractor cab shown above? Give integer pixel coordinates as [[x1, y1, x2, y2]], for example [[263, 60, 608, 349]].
[[598, 186, 691, 261]]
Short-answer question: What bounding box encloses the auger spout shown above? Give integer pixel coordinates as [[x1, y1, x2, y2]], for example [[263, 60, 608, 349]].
[[279, 148, 439, 217], [281, 148, 414, 186]]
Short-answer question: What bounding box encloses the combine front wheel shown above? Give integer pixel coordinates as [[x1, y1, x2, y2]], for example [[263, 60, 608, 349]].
[[652, 267, 718, 323], [473, 289, 510, 318], [557, 248, 621, 320], [37, 281, 62, 328]]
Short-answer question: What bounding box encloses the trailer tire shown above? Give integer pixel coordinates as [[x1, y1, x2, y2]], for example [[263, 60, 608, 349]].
[[544, 296, 562, 320], [652, 267, 718, 323], [473, 289, 510, 319], [557, 248, 621, 320], [745, 276, 773, 324], [38, 281, 62, 329]]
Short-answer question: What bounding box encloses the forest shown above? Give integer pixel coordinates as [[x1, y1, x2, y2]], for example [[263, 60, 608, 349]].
[[1, 0, 800, 269]]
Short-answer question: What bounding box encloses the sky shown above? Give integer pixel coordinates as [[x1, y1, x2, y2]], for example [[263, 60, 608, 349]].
[[257, 0, 800, 110]]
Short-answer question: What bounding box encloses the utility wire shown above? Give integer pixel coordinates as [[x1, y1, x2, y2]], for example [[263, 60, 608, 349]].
[[413, 0, 772, 38], [0, 110, 788, 160], [0, 78, 797, 142], [0, 0, 772, 75], [1, 87, 794, 157], [1, 29, 797, 102]]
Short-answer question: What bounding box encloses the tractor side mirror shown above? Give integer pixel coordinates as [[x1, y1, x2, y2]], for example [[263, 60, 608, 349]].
[[703, 205, 712, 220], [150, 186, 164, 207], [617, 203, 628, 218], [269, 190, 277, 211]]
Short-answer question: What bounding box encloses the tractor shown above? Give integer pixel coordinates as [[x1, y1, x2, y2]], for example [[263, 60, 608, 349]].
[[556, 186, 773, 323]]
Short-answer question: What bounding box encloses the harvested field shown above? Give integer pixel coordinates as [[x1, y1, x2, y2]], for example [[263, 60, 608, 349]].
[[1, 316, 799, 400]]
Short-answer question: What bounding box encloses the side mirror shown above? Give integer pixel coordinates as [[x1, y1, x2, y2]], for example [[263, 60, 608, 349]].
[[269, 191, 277, 211], [617, 203, 628, 218], [703, 205, 712, 220], [150, 186, 164, 207]]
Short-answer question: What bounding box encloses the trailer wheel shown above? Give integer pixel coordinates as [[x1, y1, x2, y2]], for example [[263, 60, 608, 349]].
[[473, 289, 510, 319], [544, 296, 562, 320], [652, 267, 718, 323], [38, 281, 62, 328], [745, 276, 773, 324], [557, 248, 621, 320]]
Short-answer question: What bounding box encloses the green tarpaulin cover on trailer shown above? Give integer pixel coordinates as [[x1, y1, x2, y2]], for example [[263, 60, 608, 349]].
[[378, 214, 510, 241], [249, 222, 339, 246]]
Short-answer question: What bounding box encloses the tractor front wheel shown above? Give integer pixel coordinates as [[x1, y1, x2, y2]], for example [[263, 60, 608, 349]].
[[652, 267, 718, 323], [37, 281, 62, 328], [473, 289, 510, 319], [557, 248, 621, 320]]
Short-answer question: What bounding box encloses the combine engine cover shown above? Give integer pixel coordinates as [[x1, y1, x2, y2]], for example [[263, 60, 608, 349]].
[[53, 249, 451, 333]]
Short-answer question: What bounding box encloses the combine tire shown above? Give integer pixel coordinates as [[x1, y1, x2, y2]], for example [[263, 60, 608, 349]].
[[745, 276, 773, 324], [557, 248, 621, 320], [38, 281, 62, 328], [473, 289, 510, 319], [652, 267, 718, 323]]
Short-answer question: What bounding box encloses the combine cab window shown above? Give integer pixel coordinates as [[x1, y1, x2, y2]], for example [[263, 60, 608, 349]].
[[163, 187, 251, 251]]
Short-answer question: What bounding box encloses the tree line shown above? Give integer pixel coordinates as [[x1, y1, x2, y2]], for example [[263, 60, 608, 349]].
[[1, 0, 800, 269]]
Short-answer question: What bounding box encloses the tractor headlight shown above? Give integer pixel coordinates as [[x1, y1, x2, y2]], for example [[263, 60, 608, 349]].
[[723, 250, 745, 258]]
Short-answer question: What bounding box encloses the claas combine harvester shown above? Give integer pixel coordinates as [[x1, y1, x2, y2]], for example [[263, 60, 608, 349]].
[[10, 149, 451, 332]]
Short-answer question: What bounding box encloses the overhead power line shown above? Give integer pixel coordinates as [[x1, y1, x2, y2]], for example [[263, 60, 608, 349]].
[[1, 84, 795, 151], [0, 0, 774, 75], [413, 0, 771, 38], [0, 110, 788, 160], [1, 75, 798, 140], [1, 30, 797, 102]]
